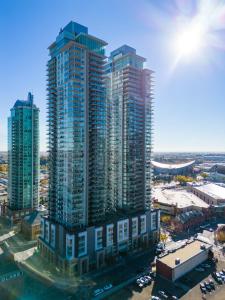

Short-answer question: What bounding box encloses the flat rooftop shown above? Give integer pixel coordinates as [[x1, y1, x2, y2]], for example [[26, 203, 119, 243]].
[[193, 183, 225, 200], [153, 188, 209, 209], [158, 240, 212, 269]]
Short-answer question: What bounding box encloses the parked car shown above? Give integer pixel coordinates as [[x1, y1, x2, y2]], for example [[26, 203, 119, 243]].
[[204, 281, 211, 292], [213, 272, 223, 284], [136, 278, 144, 288], [200, 283, 207, 293], [144, 275, 152, 283], [209, 279, 215, 287], [209, 282, 215, 290], [151, 296, 161, 300], [219, 272, 225, 281], [158, 291, 168, 299]]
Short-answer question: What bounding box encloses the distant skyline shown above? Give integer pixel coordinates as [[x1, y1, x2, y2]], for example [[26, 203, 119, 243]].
[[1, 0, 225, 152]]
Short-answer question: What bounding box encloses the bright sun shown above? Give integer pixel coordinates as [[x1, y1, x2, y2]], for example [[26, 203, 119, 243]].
[[175, 23, 206, 58]]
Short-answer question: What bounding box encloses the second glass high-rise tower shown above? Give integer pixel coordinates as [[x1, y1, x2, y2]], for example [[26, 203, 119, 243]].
[[106, 45, 153, 214], [8, 93, 39, 221]]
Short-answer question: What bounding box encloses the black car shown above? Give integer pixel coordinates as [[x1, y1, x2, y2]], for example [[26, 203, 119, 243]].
[[200, 283, 204, 288], [204, 282, 211, 292], [209, 279, 215, 288]]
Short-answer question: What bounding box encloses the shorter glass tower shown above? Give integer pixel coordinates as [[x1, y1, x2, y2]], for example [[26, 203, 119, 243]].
[[8, 93, 39, 216], [106, 45, 154, 213]]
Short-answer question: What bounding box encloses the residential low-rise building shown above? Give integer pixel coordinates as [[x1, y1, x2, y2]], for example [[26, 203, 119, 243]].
[[21, 206, 47, 240]]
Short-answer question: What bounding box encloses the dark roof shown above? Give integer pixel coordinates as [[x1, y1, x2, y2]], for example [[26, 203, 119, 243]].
[[23, 210, 47, 226]]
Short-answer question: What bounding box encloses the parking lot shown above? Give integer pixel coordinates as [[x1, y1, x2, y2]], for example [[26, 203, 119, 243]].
[[108, 225, 225, 300], [181, 259, 225, 300]]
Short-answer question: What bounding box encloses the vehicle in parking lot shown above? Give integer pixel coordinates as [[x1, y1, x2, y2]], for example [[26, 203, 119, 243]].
[[212, 272, 223, 284], [136, 275, 152, 288], [204, 281, 211, 292], [151, 296, 161, 300], [200, 283, 207, 293], [209, 279, 215, 289], [216, 272, 224, 280], [158, 290, 168, 299], [171, 296, 179, 300]]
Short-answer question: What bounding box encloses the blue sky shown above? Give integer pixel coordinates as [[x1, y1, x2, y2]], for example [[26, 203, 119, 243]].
[[0, 0, 225, 152]]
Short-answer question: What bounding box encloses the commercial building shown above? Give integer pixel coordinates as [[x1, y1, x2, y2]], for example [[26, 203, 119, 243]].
[[152, 160, 195, 176], [153, 188, 210, 232], [156, 239, 212, 281], [8, 93, 40, 222], [190, 183, 225, 205], [153, 188, 209, 215], [38, 22, 159, 275]]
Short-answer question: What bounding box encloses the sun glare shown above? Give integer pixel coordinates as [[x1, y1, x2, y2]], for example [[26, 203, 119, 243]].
[[175, 24, 206, 57], [167, 0, 225, 69]]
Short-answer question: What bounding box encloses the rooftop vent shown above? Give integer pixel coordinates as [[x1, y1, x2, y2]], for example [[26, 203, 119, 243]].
[[200, 244, 206, 250], [175, 258, 180, 265]]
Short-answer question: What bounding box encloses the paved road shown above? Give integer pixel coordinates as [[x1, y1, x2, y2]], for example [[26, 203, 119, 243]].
[[0, 252, 72, 300]]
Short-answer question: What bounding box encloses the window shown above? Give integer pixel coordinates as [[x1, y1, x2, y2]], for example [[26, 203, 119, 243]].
[[118, 222, 123, 242], [151, 213, 157, 230], [66, 234, 74, 259], [95, 227, 103, 250], [106, 224, 114, 247], [45, 221, 49, 242], [140, 215, 146, 234], [50, 224, 55, 248], [40, 219, 44, 238], [132, 218, 138, 237], [124, 221, 128, 240], [78, 232, 87, 257], [117, 219, 129, 242]]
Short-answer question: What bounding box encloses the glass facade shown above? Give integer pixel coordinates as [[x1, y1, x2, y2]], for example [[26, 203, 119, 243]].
[[47, 21, 107, 228], [106, 45, 153, 213], [8, 93, 39, 211]]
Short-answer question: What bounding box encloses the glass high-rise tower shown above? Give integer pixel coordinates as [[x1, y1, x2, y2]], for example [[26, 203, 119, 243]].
[[39, 23, 159, 276], [47, 21, 107, 228], [106, 45, 153, 214], [8, 93, 39, 221]]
